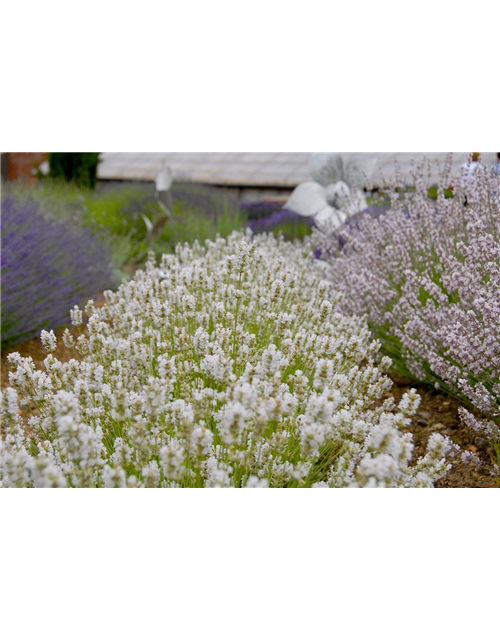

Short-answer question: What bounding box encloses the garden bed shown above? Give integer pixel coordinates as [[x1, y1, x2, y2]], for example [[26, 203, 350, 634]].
[[2, 324, 496, 488], [389, 378, 497, 488], [2, 159, 499, 488]]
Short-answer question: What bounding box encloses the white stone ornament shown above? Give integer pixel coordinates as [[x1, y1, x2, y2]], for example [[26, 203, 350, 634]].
[[325, 181, 350, 208], [348, 189, 368, 215], [155, 161, 174, 217], [155, 161, 173, 192], [309, 153, 343, 187], [315, 205, 347, 226], [345, 158, 378, 188], [284, 153, 372, 231], [326, 181, 368, 215], [285, 181, 328, 217]]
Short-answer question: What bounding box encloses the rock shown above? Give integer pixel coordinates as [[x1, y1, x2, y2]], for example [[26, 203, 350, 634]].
[[315, 205, 347, 228], [287, 153, 371, 233], [431, 422, 446, 430], [285, 181, 327, 217], [419, 410, 432, 420], [325, 181, 367, 215], [417, 418, 428, 426], [344, 158, 377, 189], [325, 181, 350, 207]]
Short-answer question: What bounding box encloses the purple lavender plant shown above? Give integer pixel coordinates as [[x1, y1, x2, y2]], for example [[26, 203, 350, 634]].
[[170, 182, 240, 219], [248, 208, 315, 239], [313, 201, 390, 259], [314, 157, 500, 434], [1, 196, 117, 346], [240, 200, 285, 221]]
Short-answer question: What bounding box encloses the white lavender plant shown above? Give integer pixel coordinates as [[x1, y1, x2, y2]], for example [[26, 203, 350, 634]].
[[1, 231, 452, 488], [313, 155, 500, 444]]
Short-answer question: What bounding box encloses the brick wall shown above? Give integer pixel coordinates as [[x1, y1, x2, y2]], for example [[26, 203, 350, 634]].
[[1, 153, 47, 183]]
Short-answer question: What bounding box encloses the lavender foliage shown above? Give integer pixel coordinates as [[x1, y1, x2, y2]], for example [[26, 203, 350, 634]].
[[171, 182, 240, 220], [313, 157, 500, 433], [314, 201, 390, 258], [1, 196, 117, 346], [240, 200, 285, 221], [248, 208, 315, 239]]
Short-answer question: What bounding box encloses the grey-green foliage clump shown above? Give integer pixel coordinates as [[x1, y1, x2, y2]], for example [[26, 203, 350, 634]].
[[155, 182, 246, 254]]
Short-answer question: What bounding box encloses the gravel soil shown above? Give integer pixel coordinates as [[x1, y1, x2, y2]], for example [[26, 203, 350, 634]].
[[390, 377, 498, 488]]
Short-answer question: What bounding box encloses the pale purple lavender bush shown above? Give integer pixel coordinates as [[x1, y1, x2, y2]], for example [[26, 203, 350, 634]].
[[313, 156, 500, 437], [1, 196, 117, 346], [314, 201, 390, 258]]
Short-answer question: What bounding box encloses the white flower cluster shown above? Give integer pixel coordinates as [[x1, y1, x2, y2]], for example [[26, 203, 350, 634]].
[[1, 231, 452, 488]]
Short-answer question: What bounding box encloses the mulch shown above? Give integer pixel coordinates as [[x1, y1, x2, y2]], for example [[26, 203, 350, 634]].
[[1, 328, 498, 488]]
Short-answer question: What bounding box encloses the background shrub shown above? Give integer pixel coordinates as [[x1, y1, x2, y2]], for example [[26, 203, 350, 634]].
[[83, 182, 166, 264], [155, 182, 247, 254], [240, 200, 285, 221], [1, 196, 117, 346], [2, 180, 163, 268], [171, 181, 240, 220], [248, 207, 315, 240], [48, 153, 101, 189], [2, 179, 247, 267]]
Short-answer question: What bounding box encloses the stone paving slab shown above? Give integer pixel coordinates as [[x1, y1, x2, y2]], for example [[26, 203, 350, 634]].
[[98, 153, 498, 187]]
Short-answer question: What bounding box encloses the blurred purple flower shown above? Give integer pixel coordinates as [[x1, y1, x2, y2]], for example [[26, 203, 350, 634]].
[[248, 208, 315, 236], [240, 201, 285, 221], [1, 196, 116, 346]]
